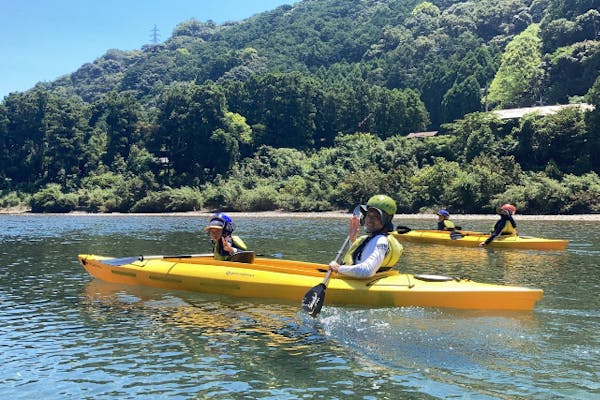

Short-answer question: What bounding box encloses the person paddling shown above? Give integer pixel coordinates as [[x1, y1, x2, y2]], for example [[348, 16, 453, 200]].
[[328, 194, 403, 278], [436, 209, 456, 231], [480, 204, 518, 246], [204, 213, 248, 260]]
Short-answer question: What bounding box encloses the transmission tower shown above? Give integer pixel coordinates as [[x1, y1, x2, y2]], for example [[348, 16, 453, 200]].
[[150, 24, 160, 44]]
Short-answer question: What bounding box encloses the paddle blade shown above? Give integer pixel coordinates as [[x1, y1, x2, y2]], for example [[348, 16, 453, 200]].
[[396, 226, 411, 234], [450, 231, 465, 240], [302, 283, 327, 317]]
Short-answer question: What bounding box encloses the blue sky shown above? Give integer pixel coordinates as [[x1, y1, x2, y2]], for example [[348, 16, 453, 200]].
[[0, 0, 297, 99]]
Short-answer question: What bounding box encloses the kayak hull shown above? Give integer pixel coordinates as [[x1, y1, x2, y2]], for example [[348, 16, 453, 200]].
[[392, 229, 568, 250], [78, 254, 543, 311]]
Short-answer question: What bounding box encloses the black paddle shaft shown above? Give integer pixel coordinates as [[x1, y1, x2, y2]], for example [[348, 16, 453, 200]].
[[301, 206, 360, 317]]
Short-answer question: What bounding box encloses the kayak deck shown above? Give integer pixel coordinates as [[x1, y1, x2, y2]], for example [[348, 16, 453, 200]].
[[78, 254, 543, 311], [392, 229, 568, 250]]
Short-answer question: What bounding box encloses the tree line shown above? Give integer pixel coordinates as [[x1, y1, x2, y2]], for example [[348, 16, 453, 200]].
[[1, 75, 598, 214]]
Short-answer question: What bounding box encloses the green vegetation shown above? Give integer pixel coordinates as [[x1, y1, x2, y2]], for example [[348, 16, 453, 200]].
[[1, 0, 599, 214]]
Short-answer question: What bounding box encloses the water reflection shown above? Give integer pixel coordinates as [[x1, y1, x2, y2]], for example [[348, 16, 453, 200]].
[[399, 242, 570, 285], [83, 279, 318, 350]]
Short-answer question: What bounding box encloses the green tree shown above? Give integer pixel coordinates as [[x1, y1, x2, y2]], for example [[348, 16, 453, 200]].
[[545, 41, 600, 103], [516, 107, 590, 173], [487, 24, 544, 108], [42, 94, 90, 188], [585, 76, 600, 172], [0, 90, 48, 186], [153, 82, 229, 184], [442, 75, 482, 123], [90, 91, 145, 167], [239, 72, 321, 150]]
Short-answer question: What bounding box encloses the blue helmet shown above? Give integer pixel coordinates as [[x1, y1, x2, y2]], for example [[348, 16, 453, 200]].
[[214, 212, 232, 224], [437, 209, 450, 218], [204, 212, 234, 235]]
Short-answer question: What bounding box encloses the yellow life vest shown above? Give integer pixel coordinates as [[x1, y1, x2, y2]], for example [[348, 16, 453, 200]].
[[213, 235, 247, 260], [443, 220, 455, 230], [343, 233, 403, 269], [500, 222, 517, 235]]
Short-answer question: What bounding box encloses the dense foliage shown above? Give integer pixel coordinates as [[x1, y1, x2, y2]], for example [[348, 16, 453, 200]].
[[1, 0, 599, 214]]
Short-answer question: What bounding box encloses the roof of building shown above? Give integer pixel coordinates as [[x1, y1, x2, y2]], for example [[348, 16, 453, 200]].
[[406, 130, 438, 138], [492, 103, 595, 119]]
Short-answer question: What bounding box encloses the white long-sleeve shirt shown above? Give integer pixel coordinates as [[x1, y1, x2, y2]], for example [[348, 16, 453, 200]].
[[337, 234, 389, 278]]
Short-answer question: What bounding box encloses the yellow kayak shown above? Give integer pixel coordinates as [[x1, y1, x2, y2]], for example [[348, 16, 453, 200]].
[[392, 228, 568, 250], [78, 253, 543, 311]]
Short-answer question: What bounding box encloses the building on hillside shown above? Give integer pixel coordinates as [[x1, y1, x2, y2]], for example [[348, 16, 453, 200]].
[[492, 103, 595, 120], [406, 131, 438, 138]]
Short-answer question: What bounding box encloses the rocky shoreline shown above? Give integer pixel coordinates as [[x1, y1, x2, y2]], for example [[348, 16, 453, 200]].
[[1, 207, 599, 220]]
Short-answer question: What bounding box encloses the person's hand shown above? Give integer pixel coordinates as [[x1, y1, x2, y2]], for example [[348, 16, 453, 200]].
[[221, 236, 235, 254], [328, 261, 340, 272], [479, 241, 486, 247]]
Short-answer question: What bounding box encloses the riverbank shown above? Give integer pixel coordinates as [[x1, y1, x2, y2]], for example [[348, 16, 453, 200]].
[[1, 207, 599, 220]]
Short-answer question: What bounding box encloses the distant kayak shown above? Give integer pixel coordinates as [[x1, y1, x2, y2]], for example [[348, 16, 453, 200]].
[[78, 253, 543, 311], [392, 227, 568, 250]]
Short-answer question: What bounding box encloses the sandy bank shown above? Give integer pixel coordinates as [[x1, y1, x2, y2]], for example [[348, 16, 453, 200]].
[[1, 208, 599, 221]]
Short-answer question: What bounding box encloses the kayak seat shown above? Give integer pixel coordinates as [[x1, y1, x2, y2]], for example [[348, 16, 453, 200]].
[[229, 251, 255, 263]]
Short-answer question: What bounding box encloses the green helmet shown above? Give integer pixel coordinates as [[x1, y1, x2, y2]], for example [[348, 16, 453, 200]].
[[367, 194, 397, 216]]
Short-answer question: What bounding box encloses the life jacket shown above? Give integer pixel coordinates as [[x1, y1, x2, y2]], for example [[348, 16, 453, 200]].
[[491, 216, 517, 236], [500, 220, 517, 235], [342, 233, 403, 270], [213, 235, 247, 260], [439, 220, 455, 230]]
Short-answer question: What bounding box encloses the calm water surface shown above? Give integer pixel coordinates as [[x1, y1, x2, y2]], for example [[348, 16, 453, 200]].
[[1, 215, 598, 399]]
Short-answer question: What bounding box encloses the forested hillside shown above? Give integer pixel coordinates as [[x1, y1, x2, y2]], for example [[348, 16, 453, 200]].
[[1, 0, 599, 214]]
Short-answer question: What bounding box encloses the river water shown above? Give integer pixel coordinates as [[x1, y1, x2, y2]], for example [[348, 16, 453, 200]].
[[1, 214, 598, 399]]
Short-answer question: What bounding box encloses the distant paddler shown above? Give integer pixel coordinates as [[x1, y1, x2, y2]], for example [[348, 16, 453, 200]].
[[436, 209, 456, 231], [480, 204, 518, 246]]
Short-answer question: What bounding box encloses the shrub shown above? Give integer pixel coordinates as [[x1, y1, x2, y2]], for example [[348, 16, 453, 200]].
[[0, 191, 30, 208], [30, 184, 78, 213], [131, 187, 203, 212]]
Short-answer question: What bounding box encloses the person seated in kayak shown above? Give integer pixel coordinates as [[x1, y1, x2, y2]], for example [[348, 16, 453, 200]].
[[204, 213, 248, 260], [328, 194, 403, 278], [436, 209, 456, 231], [480, 204, 518, 246]]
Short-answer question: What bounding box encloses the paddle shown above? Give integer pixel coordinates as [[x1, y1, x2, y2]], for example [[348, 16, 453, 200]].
[[102, 253, 214, 266], [301, 206, 361, 317], [104, 251, 258, 267], [141, 251, 256, 263], [396, 226, 411, 234], [397, 225, 465, 239], [139, 253, 214, 261], [450, 231, 465, 240]]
